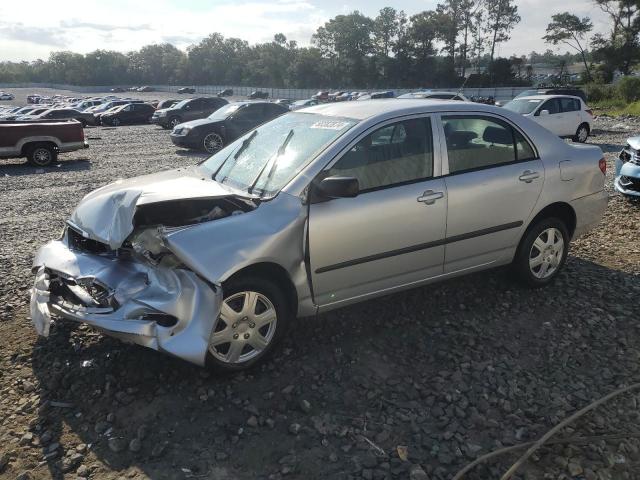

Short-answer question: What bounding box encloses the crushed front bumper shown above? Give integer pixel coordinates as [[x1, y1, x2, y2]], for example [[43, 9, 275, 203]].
[[30, 237, 221, 366], [615, 156, 640, 197]]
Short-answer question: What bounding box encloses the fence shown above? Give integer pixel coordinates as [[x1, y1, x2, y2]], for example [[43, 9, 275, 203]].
[[0, 82, 540, 102]]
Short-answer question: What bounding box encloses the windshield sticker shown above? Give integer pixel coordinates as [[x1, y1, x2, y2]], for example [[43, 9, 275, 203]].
[[310, 120, 350, 130]]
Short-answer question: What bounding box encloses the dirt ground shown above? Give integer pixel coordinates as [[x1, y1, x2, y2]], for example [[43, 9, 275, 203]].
[[1, 87, 640, 480]]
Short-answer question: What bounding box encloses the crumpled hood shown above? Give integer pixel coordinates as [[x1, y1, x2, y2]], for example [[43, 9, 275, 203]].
[[627, 136, 640, 151], [69, 167, 235, 249]]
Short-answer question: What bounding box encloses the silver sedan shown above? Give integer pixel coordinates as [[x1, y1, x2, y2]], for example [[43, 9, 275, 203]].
[[31, 99, 608, 371]]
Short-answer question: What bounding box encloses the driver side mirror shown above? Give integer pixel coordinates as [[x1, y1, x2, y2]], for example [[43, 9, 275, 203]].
[[313, 176, 359, 202], [539, 109, 550, 116]]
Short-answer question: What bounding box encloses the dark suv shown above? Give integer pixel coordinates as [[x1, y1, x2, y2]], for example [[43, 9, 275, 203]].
[[169, 101, 288, 153], [153, 97, 229, 129], [100, 103, 156, 126]]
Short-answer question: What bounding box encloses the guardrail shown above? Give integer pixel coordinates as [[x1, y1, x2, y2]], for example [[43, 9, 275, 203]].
[[0, 83, 575, 102]]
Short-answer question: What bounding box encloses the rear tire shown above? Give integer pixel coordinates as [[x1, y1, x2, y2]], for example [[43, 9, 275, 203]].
[[27, 143, 57, 167], [573, 123, 589, 143], [512, 217, 569, 288], [206, 276, 290, 372]]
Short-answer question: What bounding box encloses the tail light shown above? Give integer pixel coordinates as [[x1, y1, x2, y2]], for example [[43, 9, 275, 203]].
[[585, 109, 593, 117], [599, 158, 606, 175]]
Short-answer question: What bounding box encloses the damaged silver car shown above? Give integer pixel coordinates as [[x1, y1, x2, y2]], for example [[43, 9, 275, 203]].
[[616, 136, 640, 197], [31, 100, 608, 371]]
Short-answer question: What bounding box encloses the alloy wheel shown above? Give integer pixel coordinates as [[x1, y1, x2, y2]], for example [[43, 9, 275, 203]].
[[32, 148, 52, 166], [203, 133, 224, 153], [529, 227, 564, 279], [169, 118, 180, 129], [208, 291, 278, 364], [577, 126, 588, 142]]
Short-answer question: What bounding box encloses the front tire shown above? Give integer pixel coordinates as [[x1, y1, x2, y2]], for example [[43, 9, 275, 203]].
[[111, 117, 121, 126], [573, 123, 589, 143], [512, 217, 569, 288], [206, 277, 289, 372], [169, 117, 181, 129], [203, 132, 224, 153]]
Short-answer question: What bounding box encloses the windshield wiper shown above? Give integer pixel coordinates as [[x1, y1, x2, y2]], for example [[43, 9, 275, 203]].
[[247, 129, 294, 195], [211, 130, 258, 179]]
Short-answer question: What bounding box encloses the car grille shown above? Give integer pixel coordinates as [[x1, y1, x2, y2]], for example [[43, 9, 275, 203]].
[[621, 146, 640, 166], [67, 226, 112, 254], [619, 175, 640, 192]]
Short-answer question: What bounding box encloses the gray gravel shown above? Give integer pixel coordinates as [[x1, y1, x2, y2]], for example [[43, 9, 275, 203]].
[[0, 98, 639, 480]]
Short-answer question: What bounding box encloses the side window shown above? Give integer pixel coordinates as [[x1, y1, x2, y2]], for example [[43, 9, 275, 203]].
[[539, 98, 560, 115], [514, 130, 536, 161], [560, 98, 578, 112], [442, 116, 517, 173], [328, 118, 433, 191]]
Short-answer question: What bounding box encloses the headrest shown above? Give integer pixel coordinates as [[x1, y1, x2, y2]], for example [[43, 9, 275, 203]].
[[482, 126, 512, 145]]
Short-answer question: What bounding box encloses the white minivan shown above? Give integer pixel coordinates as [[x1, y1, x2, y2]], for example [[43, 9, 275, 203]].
[[503, 95, 593, 143]]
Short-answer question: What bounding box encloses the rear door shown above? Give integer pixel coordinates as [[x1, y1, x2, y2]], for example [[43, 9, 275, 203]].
[[439, 114, 544, 272], [184, 99, 204, 121], [559, 97, 581, 135]]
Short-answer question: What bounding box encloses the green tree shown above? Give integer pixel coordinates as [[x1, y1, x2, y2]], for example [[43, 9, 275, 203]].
[[543, 12, 593, 81], [592, 0, 640, 75], [485, 0, 521, 67]]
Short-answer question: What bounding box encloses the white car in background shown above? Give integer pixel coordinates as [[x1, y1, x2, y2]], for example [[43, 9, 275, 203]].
[[502, 95, 593, 143], [0, 92, 15, 101], [398, 91, 470, 101]]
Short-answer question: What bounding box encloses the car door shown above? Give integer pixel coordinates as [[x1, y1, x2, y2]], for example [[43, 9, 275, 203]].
[[439, 114, 543, 273], [227, 104, 265, 139], [559, 97, 581, 135], [533, 98, 564, 136], [184, 99, 202, 121], [308, 116, 447, 308]]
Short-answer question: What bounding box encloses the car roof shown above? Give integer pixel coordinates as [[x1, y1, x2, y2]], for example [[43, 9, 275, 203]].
[[302, 98, 493, 120], [513, 95, 582, 101]]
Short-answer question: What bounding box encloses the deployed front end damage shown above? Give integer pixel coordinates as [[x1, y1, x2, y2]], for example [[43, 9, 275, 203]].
[[31, 231, 222, 366], [29, 169, 261, 366]]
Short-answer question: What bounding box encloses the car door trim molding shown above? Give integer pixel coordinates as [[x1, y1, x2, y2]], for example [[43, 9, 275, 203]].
[[315, 220, 523, 274]]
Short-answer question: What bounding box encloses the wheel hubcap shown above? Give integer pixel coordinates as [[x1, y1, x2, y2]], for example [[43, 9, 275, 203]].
[[170, 119, 179, 128], [208, 291, 277, 364], [578, 127, 587, 142], [33, 149, 51, 165], [529, 227, 564, 279], [204, 134, 223, 153]]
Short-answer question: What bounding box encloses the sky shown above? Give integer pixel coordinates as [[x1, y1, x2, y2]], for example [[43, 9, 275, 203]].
[[0, 0, 612, 62]]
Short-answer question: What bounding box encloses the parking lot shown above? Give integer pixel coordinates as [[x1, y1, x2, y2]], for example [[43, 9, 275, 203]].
[[0, 87, 640, 480]]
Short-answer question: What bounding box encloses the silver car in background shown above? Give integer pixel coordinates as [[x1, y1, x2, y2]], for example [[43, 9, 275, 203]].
[[31, 100, 608, 371]]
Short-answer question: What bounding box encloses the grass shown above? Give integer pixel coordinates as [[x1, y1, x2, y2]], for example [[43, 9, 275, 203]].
[[590, 98, 640, 116]]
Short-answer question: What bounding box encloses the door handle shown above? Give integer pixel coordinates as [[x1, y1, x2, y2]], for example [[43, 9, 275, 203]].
[[417, 190, 444, 205], [519, 170, 540, 183]]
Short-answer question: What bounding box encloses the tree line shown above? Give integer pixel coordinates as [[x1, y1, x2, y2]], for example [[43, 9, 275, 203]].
[[0, 0, 637, 88]]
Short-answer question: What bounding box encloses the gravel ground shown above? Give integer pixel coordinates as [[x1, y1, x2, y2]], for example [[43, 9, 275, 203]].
[[1, 88, 640, 480]]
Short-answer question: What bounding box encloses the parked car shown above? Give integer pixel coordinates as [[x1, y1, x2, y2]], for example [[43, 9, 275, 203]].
[[30, 100, 607, 371], [273, 99, 292, 107], [615, 137, 640, 197], [33, 108, 94, 127], [290, 99, 319, 110], [0, 92, 15, 101], [89, 100, 144, 125], [328, 91, 345, 101], [110, 87, 126, 93], [502, 95, 593, 142], [178, 87, 196, 94], [398, 91, 469, 101], [74, 99, 103, 111], [0, 106, 39, 120], [218, 89, 233, 97], [156, 99, 179, 110], [27, 94, 42, 104], [496, 87, 587, 107], [153, 97, 229, 129], [100, 103, 156, 126], [15, 107, 49, 120], [248, 91, 269, 99], [170, 101, 288, 153], [137, 86, 154, 92], [0, 119, 88, 166], [312, 91, 329, 101]]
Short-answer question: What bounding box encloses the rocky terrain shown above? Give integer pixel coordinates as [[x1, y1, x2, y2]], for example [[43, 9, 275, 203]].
[[0, 97, 639, 480]]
